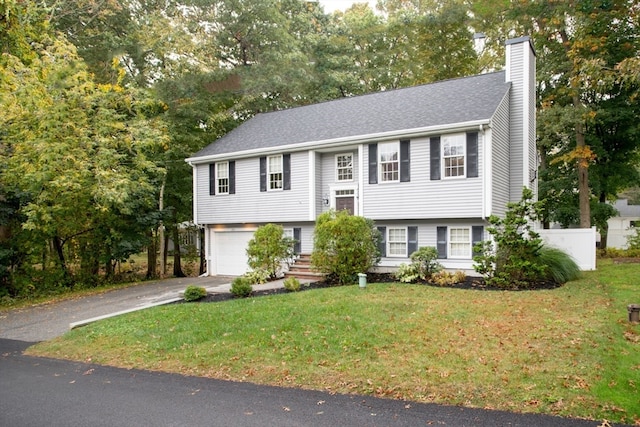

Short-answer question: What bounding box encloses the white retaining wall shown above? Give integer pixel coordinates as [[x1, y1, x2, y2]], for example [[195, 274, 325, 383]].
[[537, 227, 597, 271]]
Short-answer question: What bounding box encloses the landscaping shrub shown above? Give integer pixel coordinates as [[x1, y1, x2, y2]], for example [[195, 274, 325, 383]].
[[473, 187, 575, 288], [243, 269, 270, 285], [283, 276, 301, 292], [395, 247, 442, 283], [183, 285, 207, 302], [311, 210, 380, 286], [246, 224, 295, 280], [431, 270, 466, 286], [394, 263, 421, 283], [230, 276, 252, 298]]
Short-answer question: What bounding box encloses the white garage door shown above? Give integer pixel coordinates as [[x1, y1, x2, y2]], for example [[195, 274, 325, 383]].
[[212, 231, 254, 276]]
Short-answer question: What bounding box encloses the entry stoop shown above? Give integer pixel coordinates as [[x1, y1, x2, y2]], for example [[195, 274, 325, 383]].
[[284, 254, 325, 281]]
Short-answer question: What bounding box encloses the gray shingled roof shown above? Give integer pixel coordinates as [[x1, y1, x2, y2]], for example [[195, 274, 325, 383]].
[[191, 71, 510, 159]]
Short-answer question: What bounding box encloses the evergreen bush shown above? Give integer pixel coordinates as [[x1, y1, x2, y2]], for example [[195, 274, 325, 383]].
[[311, 210, 380, 286], [183, 285, 207, 302], [230, 276, 252, 298]]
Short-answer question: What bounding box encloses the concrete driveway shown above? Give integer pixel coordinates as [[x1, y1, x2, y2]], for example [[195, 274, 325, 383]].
[[0, 275, 235, 342]]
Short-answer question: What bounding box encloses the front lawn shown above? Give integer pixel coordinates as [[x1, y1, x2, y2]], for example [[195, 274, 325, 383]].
[[27, 260, 640, 424]]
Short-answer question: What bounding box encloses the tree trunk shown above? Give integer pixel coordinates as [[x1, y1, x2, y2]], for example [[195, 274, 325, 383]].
[[146, 230, 157, 279], [560, 29, 591, 229], [576, 125, 591, 228], [52, 235, 71, 283], [599, 192, 609, 250], [158, 177, 166, 278], [172, 225, 185, 277]]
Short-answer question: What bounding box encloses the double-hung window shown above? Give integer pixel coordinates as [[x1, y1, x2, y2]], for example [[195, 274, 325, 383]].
[[216, 162, 229, 194], [268, 155, 283, 190], [379, 142, 399, 182], [449, 227, 471, 258], [336, 153, 353, 182], [442, 134, 465, 178], [388, 227, 407, 257], [430, 132, 477, 181]]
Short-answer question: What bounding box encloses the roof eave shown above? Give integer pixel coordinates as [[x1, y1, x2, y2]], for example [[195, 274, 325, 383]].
[[186, 119, 491, 165]]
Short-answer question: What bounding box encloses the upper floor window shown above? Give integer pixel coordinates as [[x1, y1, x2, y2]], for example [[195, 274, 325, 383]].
[[336, 153, 353, 181], [430, 132, 478, 181], [442, 134, 465, 178], [216, 162, 229, 194], [209, 161, 235, 196], [268, 155, 283, 190], [379, 142, 399, 182]]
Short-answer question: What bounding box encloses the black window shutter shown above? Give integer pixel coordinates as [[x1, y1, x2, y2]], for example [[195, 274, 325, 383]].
[[472, 225, 484, 257], [436, 226, 447, 259], [259, 157, 267, 192], [408, 226, 418, 256], [430, 137, 441, 180], [377, 226, 386, 257], [229, 161, 236, 194], [209, 163, 216, 195], [369, 143, 378, 184], [400, 139, 410, 182], [467, 132, 478, 178], [293, 227, 301, 255], [283, 154, 291, 190]]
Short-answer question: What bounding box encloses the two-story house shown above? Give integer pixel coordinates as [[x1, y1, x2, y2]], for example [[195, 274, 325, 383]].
[[186, 36, 537, 276]]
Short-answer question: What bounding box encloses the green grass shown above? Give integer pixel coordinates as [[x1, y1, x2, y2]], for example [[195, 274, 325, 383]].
[[27, 260, 640, 424]]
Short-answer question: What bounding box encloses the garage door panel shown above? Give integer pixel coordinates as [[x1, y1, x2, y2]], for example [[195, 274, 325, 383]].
[[214, 231, 254, 276]]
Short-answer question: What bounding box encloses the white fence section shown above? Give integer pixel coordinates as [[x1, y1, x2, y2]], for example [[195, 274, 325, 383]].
[[537, 227, 597, 271]]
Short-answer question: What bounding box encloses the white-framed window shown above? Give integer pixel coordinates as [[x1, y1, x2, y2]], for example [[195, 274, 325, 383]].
[[388, 227, 407, 257], [336, 153, 353, 182], [449, 227, 471, 258], [268, 155, 283, 190], [379, 142, 399, 182], [216, 162, 229, 194], [442, 134, 465, 178]]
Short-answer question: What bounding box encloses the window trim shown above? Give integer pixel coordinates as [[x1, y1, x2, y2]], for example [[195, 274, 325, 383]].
[[448, 227, 472, 259], [267, 154, 283, 191], [442, 133, 466, 179], [378, 142, 400, 183], [335, 153, 354, 182], [387, 226, 408, 258], [215, 161, 230, 195]]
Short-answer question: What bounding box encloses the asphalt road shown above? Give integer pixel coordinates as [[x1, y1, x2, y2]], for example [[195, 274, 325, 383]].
[[0, 278, 629, 427]]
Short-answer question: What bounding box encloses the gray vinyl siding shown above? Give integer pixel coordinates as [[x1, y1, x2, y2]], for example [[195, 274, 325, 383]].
[[508, 41, 525, 202], [491, 93, 511, 217], [527, 51, 538, 200], [362, 135, 484, 220], [319, 150, 359, 214], [196, 152, 310, 224]]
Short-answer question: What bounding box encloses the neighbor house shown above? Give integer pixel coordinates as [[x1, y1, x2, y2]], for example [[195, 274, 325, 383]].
[[186, 36, 537, 276], [606, 199, 640, 249]]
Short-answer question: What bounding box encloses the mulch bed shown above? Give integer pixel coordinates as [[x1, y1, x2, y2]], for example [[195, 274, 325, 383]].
[[191, 273, 561, 304]]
